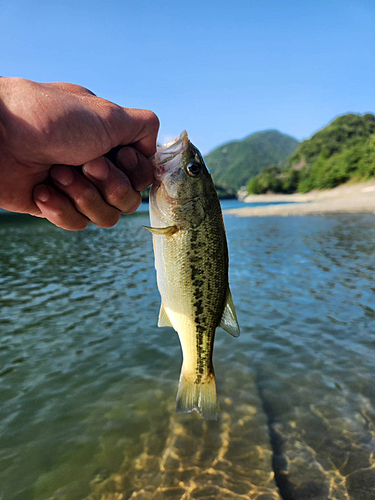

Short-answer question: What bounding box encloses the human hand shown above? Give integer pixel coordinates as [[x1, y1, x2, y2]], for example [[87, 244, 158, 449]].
[[0, 78, 159, 230]]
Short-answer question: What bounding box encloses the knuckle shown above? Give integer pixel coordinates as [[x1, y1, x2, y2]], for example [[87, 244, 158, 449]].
[[52, 82, 95, 96], [75, 186, 100, 208], [49, 205, 66, 220], [106, 182, 132, 206], [121, 193, 142, 214], [49, 207, 89, 231], [102, 101, 122, 121], [97, 101, 124, 151], [65, 83, 86, 93], [79, 85, 96, 96]]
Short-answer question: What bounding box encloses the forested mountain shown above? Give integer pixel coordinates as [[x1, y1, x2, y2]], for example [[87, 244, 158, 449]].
[[204, 131, 299, 191], [247, 114, 375, 194]]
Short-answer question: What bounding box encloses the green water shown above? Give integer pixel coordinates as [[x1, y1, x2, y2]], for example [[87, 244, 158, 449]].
[[1, 209, 375, 500]]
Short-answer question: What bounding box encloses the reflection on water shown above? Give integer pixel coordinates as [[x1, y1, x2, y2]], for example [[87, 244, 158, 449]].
[[1, 212, 375, 500]]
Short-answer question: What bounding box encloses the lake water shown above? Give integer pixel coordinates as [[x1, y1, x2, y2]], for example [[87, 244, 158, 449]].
[[1, 205, 375, 500], [135, 200, 298, 212]]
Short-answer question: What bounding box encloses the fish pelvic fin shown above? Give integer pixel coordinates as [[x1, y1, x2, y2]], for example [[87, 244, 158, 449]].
[[219, 287, 240, 337], [142, 225, 178, 236], [158, 303, 173, 328], [176, 367, 218, 420]]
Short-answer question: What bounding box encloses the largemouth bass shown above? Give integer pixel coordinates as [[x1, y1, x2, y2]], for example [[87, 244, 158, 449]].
[[145, 131, 240, 420]]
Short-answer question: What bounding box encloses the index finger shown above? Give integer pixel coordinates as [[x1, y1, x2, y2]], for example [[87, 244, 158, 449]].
[[96, 103, 160, 158], [123, 108, 160, 158]]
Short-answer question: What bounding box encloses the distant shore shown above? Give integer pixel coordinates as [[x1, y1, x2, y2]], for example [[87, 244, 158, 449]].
[[225, 180, 375, 217]]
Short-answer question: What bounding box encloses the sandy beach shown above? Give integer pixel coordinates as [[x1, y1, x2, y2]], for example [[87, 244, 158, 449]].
[[225, 180, 375, 217]]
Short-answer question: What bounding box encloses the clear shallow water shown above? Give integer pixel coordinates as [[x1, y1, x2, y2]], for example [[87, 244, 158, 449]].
[[1, 209, 375, 500]]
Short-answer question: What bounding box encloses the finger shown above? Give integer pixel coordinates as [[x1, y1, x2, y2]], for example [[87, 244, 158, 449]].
[[115, 147, 154, 192], [82, 157, 142, 214], [95, 103, 160, 158], [122, 108, 160, 158], [33, 184, 89, 231], [50, 165, 122, 227]]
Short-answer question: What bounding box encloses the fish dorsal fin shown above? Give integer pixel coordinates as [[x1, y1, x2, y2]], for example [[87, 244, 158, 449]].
[[143, 225, 178, 236], [219, 287, 240, 337], [158, 304, 173, 328]]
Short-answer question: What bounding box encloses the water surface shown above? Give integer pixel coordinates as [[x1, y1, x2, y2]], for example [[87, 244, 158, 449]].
[[1, 208, 375, 500]]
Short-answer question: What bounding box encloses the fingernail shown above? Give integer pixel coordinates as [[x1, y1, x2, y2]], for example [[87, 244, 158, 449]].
[[51, 165, 75, 186], [34, 185, 50, 203], [83, 158, 109, 181]]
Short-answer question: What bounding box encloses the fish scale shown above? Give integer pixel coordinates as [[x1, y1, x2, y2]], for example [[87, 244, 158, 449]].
[[147, 131, 240, 419], [159, 217, 226, 375]]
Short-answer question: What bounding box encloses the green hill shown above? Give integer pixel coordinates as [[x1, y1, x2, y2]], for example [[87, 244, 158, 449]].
[[290, 113, 375, 192], [205, 131, 299, 191], [247, 114, 375, 194]]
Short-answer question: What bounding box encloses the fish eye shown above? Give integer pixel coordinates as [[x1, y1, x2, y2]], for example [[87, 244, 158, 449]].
[[187, 162, 201, 177]]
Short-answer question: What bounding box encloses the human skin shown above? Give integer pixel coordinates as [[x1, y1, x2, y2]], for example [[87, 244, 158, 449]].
[[0, 77, 159, 230]]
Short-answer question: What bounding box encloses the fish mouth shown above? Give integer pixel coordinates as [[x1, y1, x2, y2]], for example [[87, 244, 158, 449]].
[[150, 179, 177, 207], [151, 131, 189, 179]]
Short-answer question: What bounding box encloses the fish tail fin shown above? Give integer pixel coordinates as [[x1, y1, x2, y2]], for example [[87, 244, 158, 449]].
[[176, 367, 218, 420]]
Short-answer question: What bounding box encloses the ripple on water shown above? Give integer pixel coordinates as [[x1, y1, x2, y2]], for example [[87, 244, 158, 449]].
[[1, 213, 375, 499], [82, 372, 280, 500]]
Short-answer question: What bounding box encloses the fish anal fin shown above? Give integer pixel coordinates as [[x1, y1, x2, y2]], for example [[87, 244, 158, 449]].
[[219, 287, 240, 337], [142, 225, 178, 236], [158, 304, 173, 328]]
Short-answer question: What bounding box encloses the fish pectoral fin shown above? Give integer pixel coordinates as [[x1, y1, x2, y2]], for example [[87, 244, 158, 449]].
[[158, 304, 173, 328], [142, 225, 178, 236], [219, 287, 240, 337]]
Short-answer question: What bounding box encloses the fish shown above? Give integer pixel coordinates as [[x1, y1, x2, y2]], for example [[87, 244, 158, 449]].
[[145, 131, 240, 420]]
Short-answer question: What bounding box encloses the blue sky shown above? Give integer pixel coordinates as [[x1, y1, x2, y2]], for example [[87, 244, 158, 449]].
[[1, 0, 374, 153]]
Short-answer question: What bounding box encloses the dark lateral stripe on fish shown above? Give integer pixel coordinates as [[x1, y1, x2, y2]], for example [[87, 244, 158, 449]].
[[189, 226, 216, 385], [189, 228, 206, 384]]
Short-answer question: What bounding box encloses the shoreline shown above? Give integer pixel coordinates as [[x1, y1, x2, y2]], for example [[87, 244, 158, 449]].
[[225, 180, 375, 217]]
